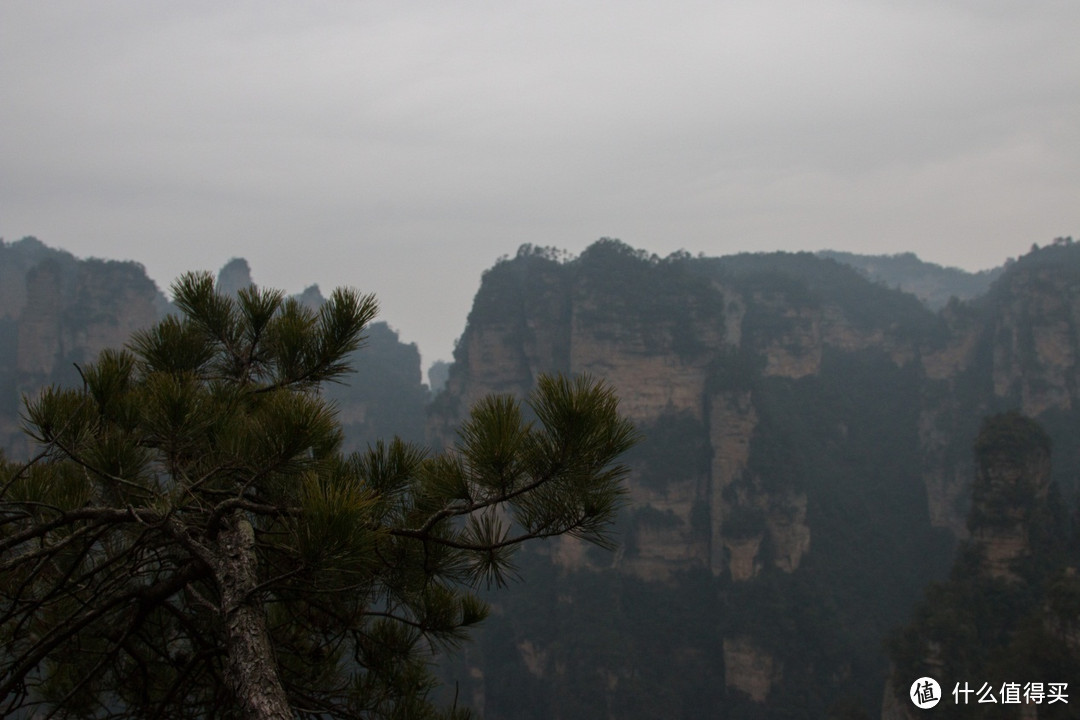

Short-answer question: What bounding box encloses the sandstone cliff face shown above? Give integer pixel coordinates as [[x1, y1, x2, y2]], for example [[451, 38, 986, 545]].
[[430, 240, 1080, 720], [708, 390, 757, 576], [12, 251, 163, 377], [985, 263, 1080, 417], [1, 239, 166, 455], [430, 243, 937, 583], [911, 247, 1080, 537]]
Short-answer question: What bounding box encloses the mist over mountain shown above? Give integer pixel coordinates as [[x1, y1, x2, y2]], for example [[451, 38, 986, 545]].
[[0, 237, 428, 458], [3, 235, 1078, 718], [428, 238, 1080, 719], [817, 249, 1005, 310], [883, 412, 1079, 720], [0, 237, 167, 456]]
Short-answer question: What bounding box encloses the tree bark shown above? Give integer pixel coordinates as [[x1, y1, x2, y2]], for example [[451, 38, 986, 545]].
[[216, 515, 293, 720]]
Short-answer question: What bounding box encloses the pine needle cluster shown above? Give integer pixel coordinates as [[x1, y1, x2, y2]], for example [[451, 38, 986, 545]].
[[0, 273, 636, 720]]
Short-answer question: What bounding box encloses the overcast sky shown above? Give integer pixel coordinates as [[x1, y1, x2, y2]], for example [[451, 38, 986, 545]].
[[2, 1, 1077, 372]]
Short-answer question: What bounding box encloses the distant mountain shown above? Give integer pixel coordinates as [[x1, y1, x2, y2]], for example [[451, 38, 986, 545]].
[[427, 359, 451, 395], [7, 234, 1078, 719], [215, 256, 254, 296], [0, 237, 168, 456], [0, 238, 428, 457], [818, 250, 1004, 309], [429, 238, 1080, 720], [286, 285, 429, 450]]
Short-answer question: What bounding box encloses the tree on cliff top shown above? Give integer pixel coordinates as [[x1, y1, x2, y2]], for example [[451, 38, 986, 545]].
[[0, 272, 636, 720]]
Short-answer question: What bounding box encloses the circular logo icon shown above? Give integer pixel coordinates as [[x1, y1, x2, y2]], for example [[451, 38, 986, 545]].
[[910, 677, 941, 709]]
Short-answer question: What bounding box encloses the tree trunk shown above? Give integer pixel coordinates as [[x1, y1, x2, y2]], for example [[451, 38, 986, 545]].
[[216, 515, 293, 720]]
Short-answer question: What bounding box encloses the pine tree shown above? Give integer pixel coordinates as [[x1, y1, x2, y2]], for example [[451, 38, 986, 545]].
[[0, 272, 637, 720]]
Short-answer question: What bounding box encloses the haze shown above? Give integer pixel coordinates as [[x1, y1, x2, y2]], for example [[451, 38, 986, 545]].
[[2, 1, 1077, 371]]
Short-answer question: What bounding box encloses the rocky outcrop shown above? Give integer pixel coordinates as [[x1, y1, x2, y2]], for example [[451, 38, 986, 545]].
[[968, 413, 1053, 582], [0, 238, 167, 455], [884, 412, 1078, 719], [723, 636, 780, 703], [429, 239, 1080, 720], [16, 258, 162, 377], [708, 390, 757, 575], [215, 257, 254, 296], [430, 242, 938, 585], [985, 259, 1080, 418]]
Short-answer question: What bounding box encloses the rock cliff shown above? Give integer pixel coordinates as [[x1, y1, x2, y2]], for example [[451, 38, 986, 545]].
[[968, 413, 1053, 582], [885, 413, 1078, 719], [431, 242, 950, 583], [429, 239, 1080, 720], [8, 234, 1078, 719], [1, 239, 429, 457], [0, 238, 167, 455]]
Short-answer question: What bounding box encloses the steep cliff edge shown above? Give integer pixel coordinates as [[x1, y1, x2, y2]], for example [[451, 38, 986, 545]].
[[0, 238, 168, 455], [431, 241, 950, 584], [430, 239, 1080, 720]]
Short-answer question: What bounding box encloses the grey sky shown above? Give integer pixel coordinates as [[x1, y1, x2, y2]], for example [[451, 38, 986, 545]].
[[2, 1, 1077, 371]]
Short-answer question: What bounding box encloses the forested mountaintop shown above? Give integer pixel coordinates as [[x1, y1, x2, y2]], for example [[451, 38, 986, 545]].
[[817, 249, 1005, 309], [430, 238, 1080, 720]]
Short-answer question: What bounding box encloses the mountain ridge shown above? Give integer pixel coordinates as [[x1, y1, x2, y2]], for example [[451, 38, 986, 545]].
[[4, 234, 1077, 718], [428, 237, 1080, 719]]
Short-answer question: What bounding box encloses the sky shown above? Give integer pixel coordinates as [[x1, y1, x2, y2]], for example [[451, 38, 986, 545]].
[[2, 1, 1077, 374]]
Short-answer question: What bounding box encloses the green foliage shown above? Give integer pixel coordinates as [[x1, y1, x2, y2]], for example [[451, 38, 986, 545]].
[[0, 273, 636, 719], [967, 413, 1055, 537]]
